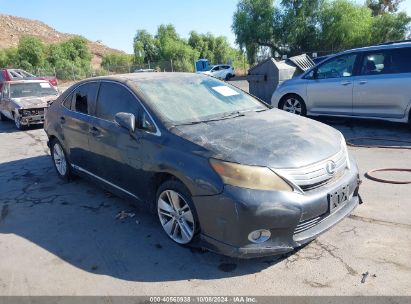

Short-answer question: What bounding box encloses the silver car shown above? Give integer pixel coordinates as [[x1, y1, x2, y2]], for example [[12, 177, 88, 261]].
[[272, 41, 411, 124]]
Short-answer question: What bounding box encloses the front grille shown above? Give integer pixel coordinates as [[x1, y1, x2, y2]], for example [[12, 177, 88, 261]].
[[22, 109, 44, 116], [294, 215, 325, 234], [275, 149, 347, 192]]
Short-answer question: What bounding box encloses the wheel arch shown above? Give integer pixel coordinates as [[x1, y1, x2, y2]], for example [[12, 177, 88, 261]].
[[146, 172, 192, 212]]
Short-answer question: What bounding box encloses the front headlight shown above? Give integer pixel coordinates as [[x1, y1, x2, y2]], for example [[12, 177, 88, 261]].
[[210, 159, 293, 192], [340, 134, 351, 170]]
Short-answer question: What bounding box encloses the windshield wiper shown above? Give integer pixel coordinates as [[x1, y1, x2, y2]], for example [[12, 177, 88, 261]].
[[175, 111, 245, 126]]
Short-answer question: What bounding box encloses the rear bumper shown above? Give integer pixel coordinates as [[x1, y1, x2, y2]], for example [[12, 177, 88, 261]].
[[192, 158, 361, 258]]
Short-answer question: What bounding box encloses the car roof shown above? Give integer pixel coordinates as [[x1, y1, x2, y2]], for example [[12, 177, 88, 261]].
[[338, 41, 411, 55], [77, 72, 203, 85], [5, 79, 50, 84]]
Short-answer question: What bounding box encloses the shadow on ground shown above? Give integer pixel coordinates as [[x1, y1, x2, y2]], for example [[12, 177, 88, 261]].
[[0, 119, 43, 134], [315, 117, 411, 148], [0, 155, 297, 282]]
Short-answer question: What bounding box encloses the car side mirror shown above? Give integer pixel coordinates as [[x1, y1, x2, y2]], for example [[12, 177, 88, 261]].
[[115, 112, 135, 133]]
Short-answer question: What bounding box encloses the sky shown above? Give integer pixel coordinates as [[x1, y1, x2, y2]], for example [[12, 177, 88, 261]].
[[1, 0, 410, 54]]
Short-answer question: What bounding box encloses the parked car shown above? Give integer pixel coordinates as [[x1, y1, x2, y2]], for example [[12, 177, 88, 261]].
[[134, 69, 156, 73], [198, 64, 235, 80], [44, 73, 361, 258], [0, 80, 59, 129], [272, 41, 411, 124], [0, 68, 58, 91]]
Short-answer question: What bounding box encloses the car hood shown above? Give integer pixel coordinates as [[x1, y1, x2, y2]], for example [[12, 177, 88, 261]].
[[11, 95, 56, 109], [172, 109, 342, 169]]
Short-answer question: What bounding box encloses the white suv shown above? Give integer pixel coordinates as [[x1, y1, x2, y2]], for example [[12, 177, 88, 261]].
[[198, 65, 235, 80]]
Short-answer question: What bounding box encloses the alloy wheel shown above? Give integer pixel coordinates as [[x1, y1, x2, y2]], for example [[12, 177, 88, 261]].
[[157, 190, 195, 244], [283, 98, 303, 115], [53, 143, 67, 176]]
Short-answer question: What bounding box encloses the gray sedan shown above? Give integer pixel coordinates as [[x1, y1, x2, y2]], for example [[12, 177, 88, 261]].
[[44, 73, 361, 258]]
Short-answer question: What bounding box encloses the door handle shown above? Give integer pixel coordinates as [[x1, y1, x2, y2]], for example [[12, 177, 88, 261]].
[[359, 80, 367, 85], [89, 126, 101, 136], [60, 116, 65, 124], [341, 81, 352, 86]]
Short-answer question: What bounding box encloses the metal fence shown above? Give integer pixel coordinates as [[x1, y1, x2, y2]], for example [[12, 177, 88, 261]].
[[26, 59, 194, 82]]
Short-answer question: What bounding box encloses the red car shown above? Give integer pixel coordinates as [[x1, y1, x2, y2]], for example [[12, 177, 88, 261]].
[[0, 69, 58, 91]]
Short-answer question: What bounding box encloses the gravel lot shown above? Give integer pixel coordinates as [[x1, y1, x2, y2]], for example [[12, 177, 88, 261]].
[[0, 80, 410, 296]]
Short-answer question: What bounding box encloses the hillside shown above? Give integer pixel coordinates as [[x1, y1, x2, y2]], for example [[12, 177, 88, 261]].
[[0, 13, 127, 67]]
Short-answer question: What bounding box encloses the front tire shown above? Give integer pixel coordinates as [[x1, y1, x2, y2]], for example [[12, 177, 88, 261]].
[[14, 113, 25, 130], [156, 180, 199, 245], [50, 139, 72, 181], [279, 94, 307, 116]]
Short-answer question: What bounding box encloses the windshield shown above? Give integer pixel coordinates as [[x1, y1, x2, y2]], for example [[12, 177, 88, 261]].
[[204, 65, 214, 71], [10, 82, 58, 98], [137, 76, 267, 125]]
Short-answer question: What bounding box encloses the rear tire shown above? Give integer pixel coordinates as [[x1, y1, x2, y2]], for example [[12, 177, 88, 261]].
[[50, 138, 73, 181], [279, 94, 307, 116], [225, 74, 232, 81], [156, 180, 200, 246]]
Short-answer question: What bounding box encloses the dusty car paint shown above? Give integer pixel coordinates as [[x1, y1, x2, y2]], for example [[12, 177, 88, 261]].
[[44, 73, 361, 258], [0, 80, 58, 127]]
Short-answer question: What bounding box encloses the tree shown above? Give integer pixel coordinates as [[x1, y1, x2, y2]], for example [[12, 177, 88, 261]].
[[17, 36, 45, 68], [133, 30, 158, 64], [101, 53, 133, 73], [278, 0, 323, 55], [232, 0, 411, 63], [318, 0, 374, 52], [371, 12, 411, 43], [59, 36, 92, 62], [232, 0, 277, 64], [366, 0, 404, 16]]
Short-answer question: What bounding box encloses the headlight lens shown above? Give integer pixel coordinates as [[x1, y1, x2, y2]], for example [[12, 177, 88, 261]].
[[210, 159, 293, 192]]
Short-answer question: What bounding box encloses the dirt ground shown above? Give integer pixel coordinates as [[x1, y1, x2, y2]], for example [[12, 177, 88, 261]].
[[0, 81, 410, 296]]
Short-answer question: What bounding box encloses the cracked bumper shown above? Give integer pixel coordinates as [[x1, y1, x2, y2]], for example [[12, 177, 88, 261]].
[[192, 160, 361, 259], [20, 114, 44, 126]]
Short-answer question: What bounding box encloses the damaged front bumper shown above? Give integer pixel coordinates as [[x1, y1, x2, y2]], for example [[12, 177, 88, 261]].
[[192, 159, 361, 258], [18, 109, 45, 126]]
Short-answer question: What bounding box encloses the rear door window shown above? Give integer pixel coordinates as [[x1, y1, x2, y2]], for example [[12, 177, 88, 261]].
[[359, 51, 390, 75], [71, 82, 99, 115], [390, 48, 411, 74], [95, 82, 140, 121]]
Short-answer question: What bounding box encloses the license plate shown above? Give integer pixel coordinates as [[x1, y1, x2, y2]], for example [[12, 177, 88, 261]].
[[329, 185, 349, 213]]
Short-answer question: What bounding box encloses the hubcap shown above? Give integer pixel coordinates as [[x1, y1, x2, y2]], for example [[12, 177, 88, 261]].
[[53, 144, 67, 176], [283, 98, 302, 115], [157, 190, 195, 244]]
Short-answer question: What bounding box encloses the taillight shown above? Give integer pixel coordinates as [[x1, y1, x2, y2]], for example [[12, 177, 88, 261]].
[[50, 79, 58, 87], [2, 70, 10, 81]]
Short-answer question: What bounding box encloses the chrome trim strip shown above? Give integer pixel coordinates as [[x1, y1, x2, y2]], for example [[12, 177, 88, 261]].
[[71, 164, 140, 200], [274, 149, 347, 191]]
